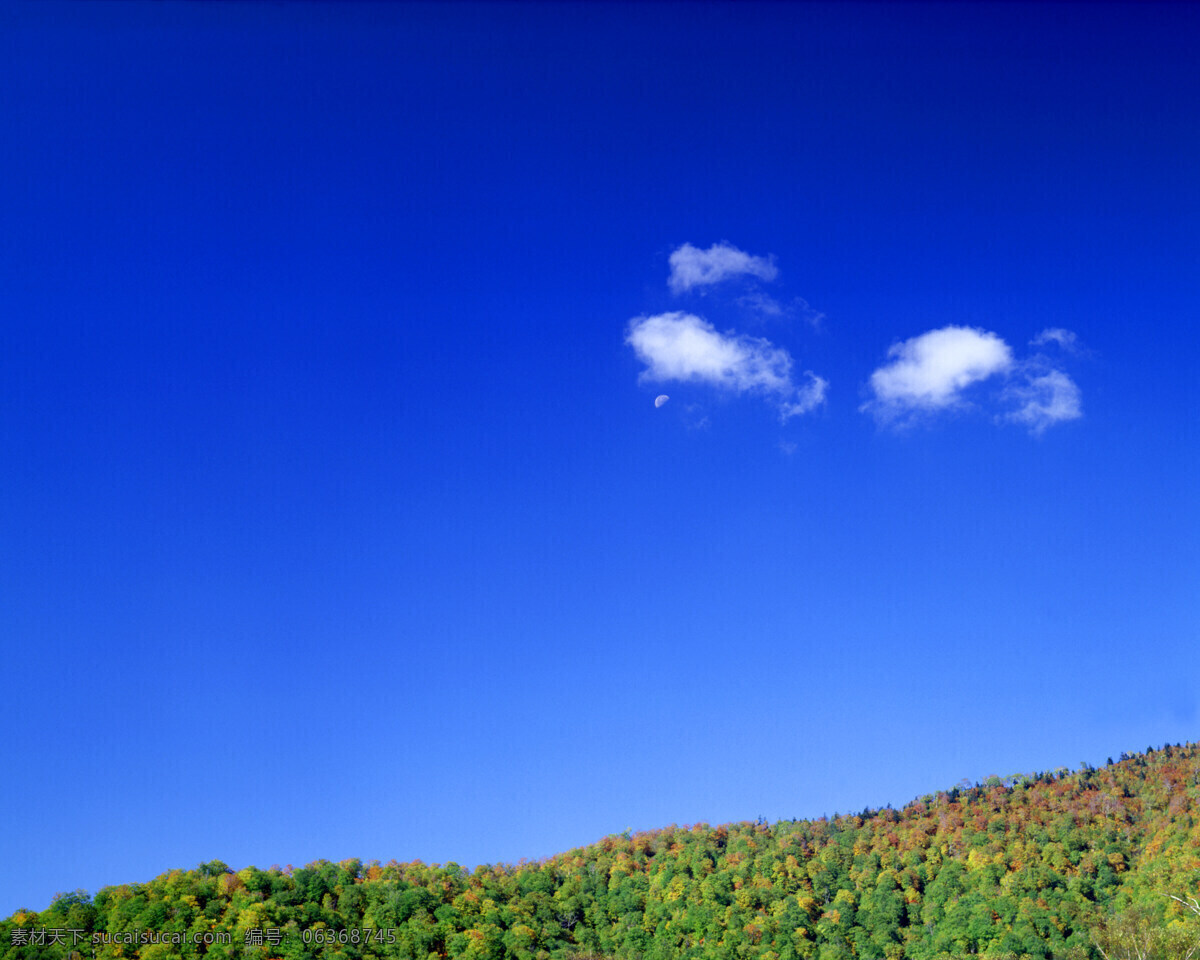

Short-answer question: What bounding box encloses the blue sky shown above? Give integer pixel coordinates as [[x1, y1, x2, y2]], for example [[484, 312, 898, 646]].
[[2, 1, 1198, 916]]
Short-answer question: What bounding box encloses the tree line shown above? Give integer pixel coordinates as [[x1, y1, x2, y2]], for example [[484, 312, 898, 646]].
[[5, 743, 1200, 960]]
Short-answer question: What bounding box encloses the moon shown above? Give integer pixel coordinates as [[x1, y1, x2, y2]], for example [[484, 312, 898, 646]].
[[654, 394, 669, 408]]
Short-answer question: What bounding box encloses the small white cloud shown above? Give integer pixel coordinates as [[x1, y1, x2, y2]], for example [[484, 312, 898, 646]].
[[738, 291, 786, 317], [738, 293, 826, 329], [779, 372, 828, 421], [793, 297, 826, 330], [668, 242, 778, 294], [626, 311, 825, 419], [864, 326, 1013, 422], [1031, 328, 1080, 352], [627, 311, 792, 393], [1003, 368, 1082, 435]]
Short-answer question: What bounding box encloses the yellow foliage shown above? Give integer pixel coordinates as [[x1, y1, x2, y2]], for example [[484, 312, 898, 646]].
[[511, 923, 537, 943]]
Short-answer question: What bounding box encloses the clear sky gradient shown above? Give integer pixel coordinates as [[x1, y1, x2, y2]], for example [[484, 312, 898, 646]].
[[2, 1, 1197, 916]]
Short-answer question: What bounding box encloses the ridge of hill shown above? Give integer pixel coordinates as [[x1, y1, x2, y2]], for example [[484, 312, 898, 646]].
[[6, 742, 1200, 959]]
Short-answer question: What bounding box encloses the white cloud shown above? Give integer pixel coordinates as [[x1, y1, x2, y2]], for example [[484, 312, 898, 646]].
[[738, 293, 826, 329], [668, 242, 778, 294], [1003, 368, 1082, 435], [793, 297, 826, 330], [864, 326, 1013, 420], [863, 325, 1084, 434], [738, 291, 786, 317], [779, 372, 828, 421], [626, 311, 825, 419], [626, 311, 792, 393], [1031, 327, 1080, 352]]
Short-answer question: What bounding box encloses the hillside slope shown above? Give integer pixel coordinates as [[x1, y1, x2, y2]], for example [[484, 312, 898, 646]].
[[6, 743, 1200, 960]]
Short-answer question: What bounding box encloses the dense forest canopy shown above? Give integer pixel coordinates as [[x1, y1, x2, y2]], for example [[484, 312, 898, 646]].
[[6, 743, 1200, 960]]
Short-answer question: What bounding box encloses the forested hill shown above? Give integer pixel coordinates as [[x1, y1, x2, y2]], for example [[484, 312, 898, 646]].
[[7, 744, 1200, 960]]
